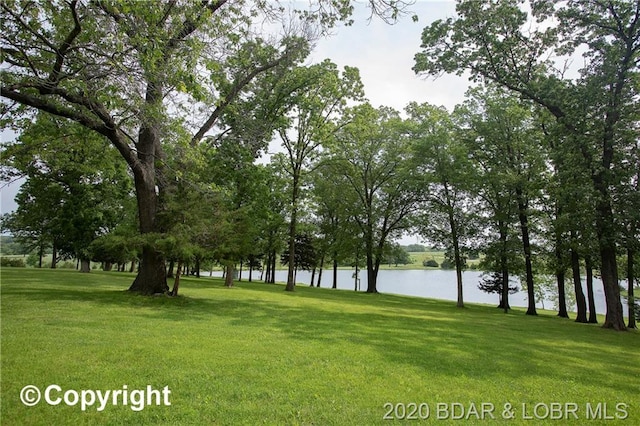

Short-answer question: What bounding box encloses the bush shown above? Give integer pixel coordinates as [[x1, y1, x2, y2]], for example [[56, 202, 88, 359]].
[[26, 253, 40, 267], [440, 259, 454, 269], [1, 257, 26, 267], [423, 259, 439, 268], [59, 261, 77, 269]]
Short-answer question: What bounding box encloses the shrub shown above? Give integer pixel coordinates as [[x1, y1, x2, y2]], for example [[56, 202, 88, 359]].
[[423, 259, 439, 268], [440, 259, 454, 269], [0, 257, 26, 267]]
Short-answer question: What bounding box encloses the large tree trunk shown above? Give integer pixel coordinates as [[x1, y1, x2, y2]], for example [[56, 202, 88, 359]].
[[127, 80, 169, 295], [127, 168, 168, 294], [224, 262, 235, 288], [516, 189, 537, 315], [130, 245, 168, 294], [80, 259, 91, 273], [592, 127, 625, 329], [556, 270, 569, 318], [570, 242, 588, 323], [332, 253, 338, 289], [366, 253, 378, 293]]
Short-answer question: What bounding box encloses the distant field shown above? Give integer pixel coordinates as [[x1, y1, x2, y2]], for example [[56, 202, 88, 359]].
[[1, 268, 638, 425], [1, 250, 480, 272]]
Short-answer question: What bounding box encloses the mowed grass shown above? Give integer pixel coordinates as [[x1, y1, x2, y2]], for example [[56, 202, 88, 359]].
[[1, 268, 638, 425]]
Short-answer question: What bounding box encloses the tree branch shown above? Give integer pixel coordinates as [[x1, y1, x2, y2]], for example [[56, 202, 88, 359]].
[[190, 54, 291, 146]]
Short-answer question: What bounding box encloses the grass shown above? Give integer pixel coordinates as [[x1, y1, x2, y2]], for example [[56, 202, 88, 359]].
[[1, 268, 638, 425]]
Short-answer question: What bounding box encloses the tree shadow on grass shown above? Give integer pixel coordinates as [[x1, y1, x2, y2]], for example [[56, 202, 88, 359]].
[[2, 272, 639, 398]]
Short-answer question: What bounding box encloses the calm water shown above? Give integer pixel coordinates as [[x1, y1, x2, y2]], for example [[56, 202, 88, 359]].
[[214, 268, 628, 316]]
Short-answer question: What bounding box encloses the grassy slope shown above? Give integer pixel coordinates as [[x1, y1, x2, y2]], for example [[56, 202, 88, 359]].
[[1, 268, 638, 425]]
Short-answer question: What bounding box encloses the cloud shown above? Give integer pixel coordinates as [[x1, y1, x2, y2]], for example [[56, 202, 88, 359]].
[[308, 0, 468, 112]]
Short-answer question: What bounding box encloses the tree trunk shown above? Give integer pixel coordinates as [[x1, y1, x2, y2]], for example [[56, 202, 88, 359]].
[[104, 262, 113, 272], [270, 249, 276, 283], [127, 160, 168, 294], [249, 262, 253, 282], [448, 209, 464, 308], [570, 243, 588, 323], [130, 245, 168, 294], [592, 163, 625, 329], [556, 270, 569, 318], [238, 260, 243, 282], [265, 251, 271, 283], [171, 260, 182, 296], [285, 172, 300, 292], [554, 230, 569, 318], [516, 188, 537, 315], [195, 257, 200, 278], [80, 259, 91, 273], [366, 253, 378, 293], [332, 253, 338, 289], [499, 221, 510, 313], [317, 254, 324, 288], [38, 244, 44, 268], [126, 80, 170, 295], [167, 259, 174, 278], [224, 262, 235, 288], [310, 267, 316, 287], [628, 247, 636, 329], [585, 255, 598, 323], [50, 241, 57, 269]]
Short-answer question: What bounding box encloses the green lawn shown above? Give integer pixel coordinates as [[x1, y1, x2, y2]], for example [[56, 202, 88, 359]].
[[1, 268, 638, 425]]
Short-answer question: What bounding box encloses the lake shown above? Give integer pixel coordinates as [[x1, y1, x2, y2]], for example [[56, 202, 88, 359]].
[[213, 268, 629, 317]]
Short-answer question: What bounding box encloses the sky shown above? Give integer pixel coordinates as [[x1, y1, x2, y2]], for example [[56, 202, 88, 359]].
[[309, 0, 465, 112], [1, 1, 467, 246]]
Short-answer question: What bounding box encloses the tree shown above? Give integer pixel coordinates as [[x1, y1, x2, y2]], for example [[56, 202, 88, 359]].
[[478, 272, 519, 310], [408, 102, 475, 308], [1, 114, 132, 271], [457, 86, 547, 314], [0, 1, 336, 294], [414, 0, 640, 330], [274, 61, 365, 291], [312, 159, 362, 289], [329, 103, 421, 293]]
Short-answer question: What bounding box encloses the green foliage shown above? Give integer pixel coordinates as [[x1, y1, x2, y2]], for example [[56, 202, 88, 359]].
[[280, 234, 317, 271], [0, 257, 26, 267], [382, 244, 413, 266], [1, 115, 133, 261], [423, 259, 439, 268]]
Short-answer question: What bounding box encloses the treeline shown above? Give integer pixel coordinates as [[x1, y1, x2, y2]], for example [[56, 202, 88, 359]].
[[1, 1, 638, 330]]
